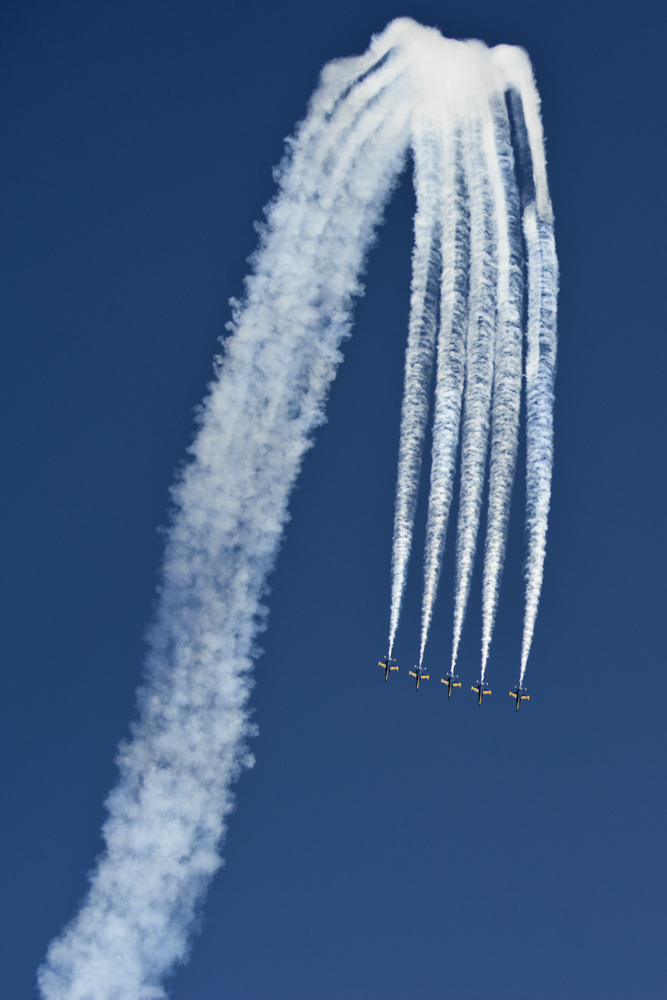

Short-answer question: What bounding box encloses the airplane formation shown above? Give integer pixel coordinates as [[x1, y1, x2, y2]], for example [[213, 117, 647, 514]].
[[378, 655, 529, 709]]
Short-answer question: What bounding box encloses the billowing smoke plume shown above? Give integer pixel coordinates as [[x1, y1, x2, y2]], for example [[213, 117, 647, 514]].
[[38, 20, 556, 1000]]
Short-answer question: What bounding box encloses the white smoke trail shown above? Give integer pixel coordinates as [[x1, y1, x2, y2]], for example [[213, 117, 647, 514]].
[[415, 53, 476, 667], [386, 124, 440, 658], [385, 30, 481, 659], [37, 22, 556, 1000], [478, 93, 524, 680], [38, 25, 412, 1000], [449, 99, 499, 674], [492, 49, 558, 683], [416, 133, 466, 668], [520, 207, 558, 682], [412, 43, 557, 683]]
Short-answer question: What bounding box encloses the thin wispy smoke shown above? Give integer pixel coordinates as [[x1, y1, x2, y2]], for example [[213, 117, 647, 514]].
[[38, 20, 556, 1000]]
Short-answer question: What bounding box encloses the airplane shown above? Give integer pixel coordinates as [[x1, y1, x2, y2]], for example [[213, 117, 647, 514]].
[[471, 679, 492, 705], [408, 665, 430, 691], [441, 672, 461, 698], [378, 654, 399, 681], [509, 684, 530, 711]]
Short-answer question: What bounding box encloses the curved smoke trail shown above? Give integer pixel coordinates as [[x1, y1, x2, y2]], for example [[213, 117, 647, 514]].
[[38, 20, 556, 1000], [38, 23, 412, 1000]]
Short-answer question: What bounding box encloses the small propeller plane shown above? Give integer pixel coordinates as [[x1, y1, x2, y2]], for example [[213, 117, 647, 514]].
[[441, 673, 461, 698], [510, 684, 530, 711], [378, 654, 399, 681], [471, 679, 492, 706], [408, 665, 430, 691]]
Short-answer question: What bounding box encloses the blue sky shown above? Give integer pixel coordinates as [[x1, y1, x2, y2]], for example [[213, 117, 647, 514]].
[[2, 1, 667, 997]]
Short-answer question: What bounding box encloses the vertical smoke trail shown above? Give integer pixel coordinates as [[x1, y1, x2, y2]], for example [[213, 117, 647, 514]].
[[520, 208, 557, 681], [417, 134, 467, 666], [387, 125, 441, 658], [479, 95, 524, 679], [492, 48, 558, 682], [38, 29, 412, 1000], [449, 103, 499, 673]]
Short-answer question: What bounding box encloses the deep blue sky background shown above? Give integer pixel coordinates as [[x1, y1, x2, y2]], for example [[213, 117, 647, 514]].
[[2, 1, 666, 998]]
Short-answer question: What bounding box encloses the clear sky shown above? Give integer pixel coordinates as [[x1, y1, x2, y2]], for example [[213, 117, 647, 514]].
[[2, 1, 666, 998]]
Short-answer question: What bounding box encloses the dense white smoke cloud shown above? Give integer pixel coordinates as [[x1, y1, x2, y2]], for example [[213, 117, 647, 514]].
[[38, 19, 556, 1000]]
